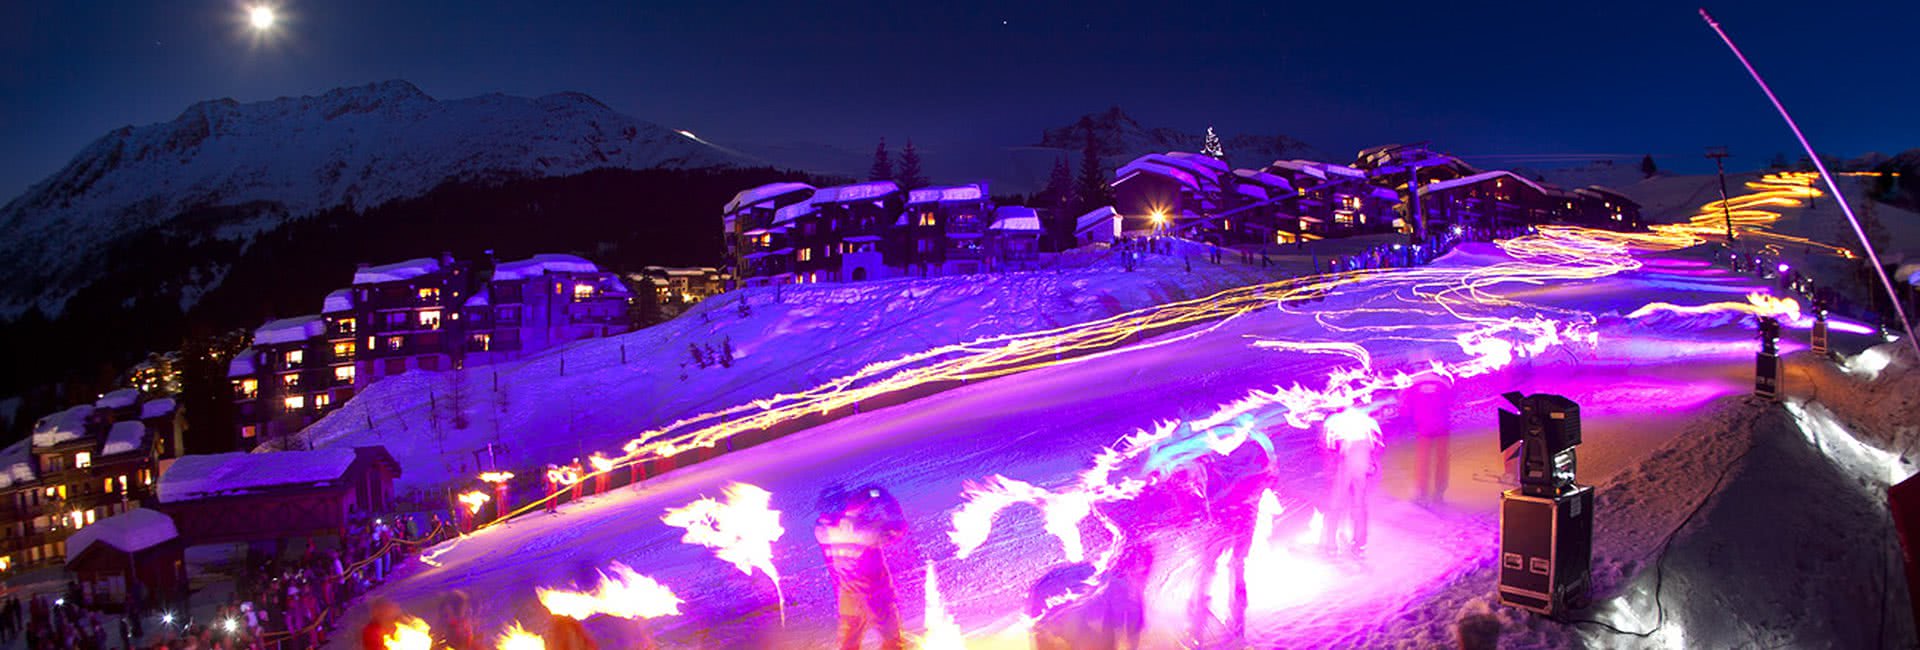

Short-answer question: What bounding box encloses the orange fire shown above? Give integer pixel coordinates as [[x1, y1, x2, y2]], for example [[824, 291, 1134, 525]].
[[384, 616, 433, 650], [588, 454, 616, 473], [479, 471, 516, 484], [535, 562, 683, 621], [494, 621, 545, 650], [457, 490, 491, 515]]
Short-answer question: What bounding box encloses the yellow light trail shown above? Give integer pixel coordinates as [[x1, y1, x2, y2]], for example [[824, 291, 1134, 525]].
[[1649, 171, 1853, 257]]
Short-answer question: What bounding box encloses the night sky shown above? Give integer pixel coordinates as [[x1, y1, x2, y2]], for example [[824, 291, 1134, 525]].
[[2, 1, 1916, 198]]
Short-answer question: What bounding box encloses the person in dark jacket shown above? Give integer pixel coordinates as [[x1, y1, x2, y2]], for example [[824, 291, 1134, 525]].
[[1188, 414, 1277, 641], [815, 485, 909, 650]]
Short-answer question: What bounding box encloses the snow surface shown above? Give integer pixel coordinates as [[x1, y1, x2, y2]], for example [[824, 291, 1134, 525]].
[[0, 439, 35, 488], [810, 181, 900, 204], [228, 348, 259, 378], [725, 182, 815, 215], [1417, 169, 1549, 196], [323, 288, 355, 314], [31, 404, 92, 448], [0, 80, 754, 319], [352, 258, 442, 285], [62, 508, 178, 564], [492, 254, 600, 281], [101, 421, 146, 457], [908, 185, 986, 204], [988, 207, 1042, 232], [252, 315, 326, 346], [139, 397, 177, 420], [330, 231, 1900, 648], [157, 448, 359, 503], [93, 388, 138, 410]]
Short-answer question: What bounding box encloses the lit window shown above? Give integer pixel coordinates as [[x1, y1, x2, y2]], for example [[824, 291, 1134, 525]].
[[798, 248, 813, 262], [43, 488, 54, 498], [337, 317, 356, 334], [313, 393, 331, 409], [238, 378, 258, 398], [918, 212, 936, 226], [333, 341, 356, 358], [103, 478, 113, 493], [73, 452, 90, 469], [417, 287, 440, 301], [241, 425, 257, 439], [335, 365, 355, 383], [283, 395, 305, 410], [117, 475, 127, 492], [419, 310, 442, 329], [284, 349, 303, 366], [386, 336, 404, 351], [56, 485, 66, 499], [471, 333, 492, 352], [281, 373, 299, 388], [85, 510, 95, 525], [573, 284, 595, 300]]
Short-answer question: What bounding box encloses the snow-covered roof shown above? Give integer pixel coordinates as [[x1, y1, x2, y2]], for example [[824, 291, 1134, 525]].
[[228, 348, 259, 378], [322, 289, 354, 314], [493, 253, 600, 281], [1233, 169, 1295, 193], [1113, 163, 1200, 193], [810, 181, 900, 204], [642, 266, 717, 277], [64, 509, 178, 564], [989, 206, 1044, 232], [0, 440, 35, 489], [1369, 186, 1402, 203], [1236, 184, 1269, 200], [102, 421, 146, 457], [773, 199, 816, 224], [1075, 206, 1119, 234], [465, 288, 490, 308], [140, 398, 177, 420], [1267, 159, 1366, 182], [1418, 170, 1548, 197], [95, 388, 139, 410], [253, 315, 325, 346], [32, 405, 93, 448], [353, 258, 442, 285], [724, 182, 814, 214], [1166, 151, 1230, 174], [157, 448, 361, 503], [907, 184, 986, 204]]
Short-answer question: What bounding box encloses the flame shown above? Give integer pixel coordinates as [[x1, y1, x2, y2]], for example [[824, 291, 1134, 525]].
[[661, 483, 786, 583], [457, 490, 491, 515], [546, 467, 578, 486], [479, 471, 516, 484], [384, 617, 433, 650], [921, 563, 968, 650], [588, 454, 616, 473], [1627, 291, 1801, 322], [495, 622, 544, 650], [1322, 408, 1382, 448], [535, 562, 683, 621]]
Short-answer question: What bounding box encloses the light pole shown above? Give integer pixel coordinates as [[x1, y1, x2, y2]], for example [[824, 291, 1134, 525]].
[[1706, 146, 1734, 242]]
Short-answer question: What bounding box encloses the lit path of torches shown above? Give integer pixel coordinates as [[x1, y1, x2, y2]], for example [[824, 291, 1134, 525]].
[[1649, 171, 1853, 258], [470, 226, 1699, 533]]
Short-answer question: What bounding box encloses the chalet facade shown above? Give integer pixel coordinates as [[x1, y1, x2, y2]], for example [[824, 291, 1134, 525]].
[[723, 180, 1053, 286], [635, 266, 730, 307], [1106, 144, 1644, 246], [230, 252, 632, 449], [0, 391, 180, 574]]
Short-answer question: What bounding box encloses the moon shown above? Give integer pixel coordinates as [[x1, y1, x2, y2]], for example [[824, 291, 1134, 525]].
[[248, 6, 275, 31]]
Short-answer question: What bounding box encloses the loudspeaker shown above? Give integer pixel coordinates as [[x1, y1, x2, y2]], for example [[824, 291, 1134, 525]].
[[1498, 485, 1593, 617], [1756, 351, 1780, 401]]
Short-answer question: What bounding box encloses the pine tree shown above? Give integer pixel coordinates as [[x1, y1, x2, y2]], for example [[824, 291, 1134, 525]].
[[869, 138, 894, 182], [896, 140, 927, 189], [1639, 154, 1658, 178], [1043, 157, 1076, 209], [1202, 126, 1225, 159], [1075, 123, 1111, 211]]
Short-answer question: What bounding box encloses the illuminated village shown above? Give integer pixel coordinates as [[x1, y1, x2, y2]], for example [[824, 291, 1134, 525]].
[[1, 4, 1919, 650]]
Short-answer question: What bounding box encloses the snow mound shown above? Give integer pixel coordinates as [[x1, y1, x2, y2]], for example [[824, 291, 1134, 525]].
[[491, 254, 599, 281], [351, 258, 441, 285], [0, 440, 35, 488], [157, 448, 359, 503], [63, 508, 178, 564], [140, 398, 177, 420]]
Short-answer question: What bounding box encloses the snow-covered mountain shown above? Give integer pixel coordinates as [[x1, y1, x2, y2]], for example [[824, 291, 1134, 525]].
[[0, 80, 755, 319], [1038, 106, 1325, 171]]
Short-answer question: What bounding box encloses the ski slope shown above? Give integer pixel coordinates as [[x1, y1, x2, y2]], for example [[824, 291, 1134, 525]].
[[325, 227, 1900, 648]]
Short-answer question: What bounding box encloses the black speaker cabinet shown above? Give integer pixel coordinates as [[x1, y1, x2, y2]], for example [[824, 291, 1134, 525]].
[[1755, 351, 1780, 401], [1499, 485, 1593, 617]]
